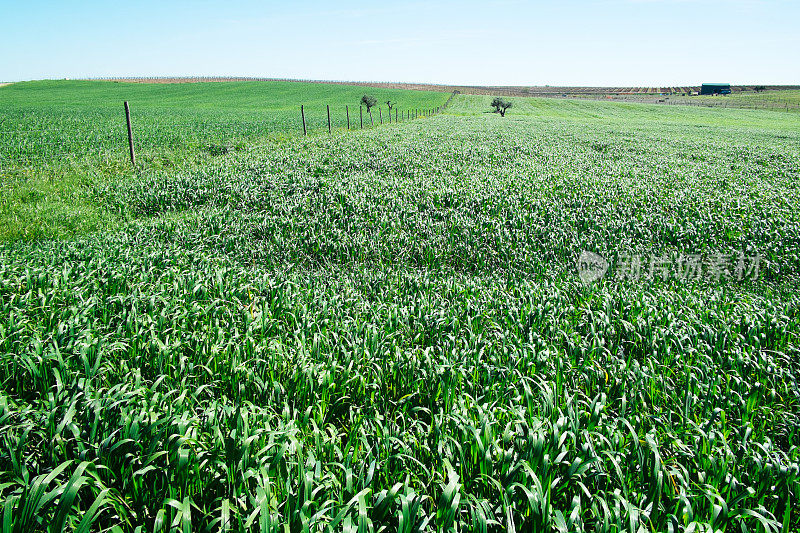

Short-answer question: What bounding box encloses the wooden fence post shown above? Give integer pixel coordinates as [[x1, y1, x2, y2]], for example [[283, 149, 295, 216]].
[[123, 101, 136, 167], [395, 108, 398, 122], [360, 106, 363, 129], [327, 104, 331, 133], [379, 108, 382, 124], [370, 109, 374, 126], [346, 105, 350, 130], [301, 105, 307, 136]]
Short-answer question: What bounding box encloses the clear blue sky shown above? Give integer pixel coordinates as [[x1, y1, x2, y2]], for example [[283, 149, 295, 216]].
[[1, 0, 797, 86]]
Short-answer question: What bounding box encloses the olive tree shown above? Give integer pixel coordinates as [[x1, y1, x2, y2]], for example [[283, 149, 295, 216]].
[[491, 97, 512, 117], [361, 95, 377, 113]]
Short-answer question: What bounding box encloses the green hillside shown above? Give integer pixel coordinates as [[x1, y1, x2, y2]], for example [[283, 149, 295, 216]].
[[0, 80, 449, 239]]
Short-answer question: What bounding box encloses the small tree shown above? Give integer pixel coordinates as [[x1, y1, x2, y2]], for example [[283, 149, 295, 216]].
[[753, 85, 766, 93], [385, 100, 394, 110], [491, 97, 503, 113], [361, 95, 377, 113], [491, 97, 512, 117]]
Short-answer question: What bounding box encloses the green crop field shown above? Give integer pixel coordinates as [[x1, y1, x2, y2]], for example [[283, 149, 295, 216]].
[[0, 81, 448, 240], [1, 82, 800, 532]]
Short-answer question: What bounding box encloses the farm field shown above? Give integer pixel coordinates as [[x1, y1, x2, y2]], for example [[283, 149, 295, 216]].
[[571, 90, 800, 114], [1, 83, 800, 531], [690, 90, 800, 111], [0, 80, 448, 240]]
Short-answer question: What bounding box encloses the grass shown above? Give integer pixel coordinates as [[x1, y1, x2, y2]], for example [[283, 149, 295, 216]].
[[1, 85, 799, 531], [0, 80, 449, 240]]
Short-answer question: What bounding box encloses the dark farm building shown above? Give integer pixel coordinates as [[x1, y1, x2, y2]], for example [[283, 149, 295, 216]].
[[700, 83, 731, 95]]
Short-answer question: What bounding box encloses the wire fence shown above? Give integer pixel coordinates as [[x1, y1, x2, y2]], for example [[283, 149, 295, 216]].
[[0, 92, 458, 169], [3, 87, 794, 171]]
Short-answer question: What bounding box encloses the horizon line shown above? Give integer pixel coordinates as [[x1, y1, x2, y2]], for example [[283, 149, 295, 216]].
[[4, 77, 799, 91]]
